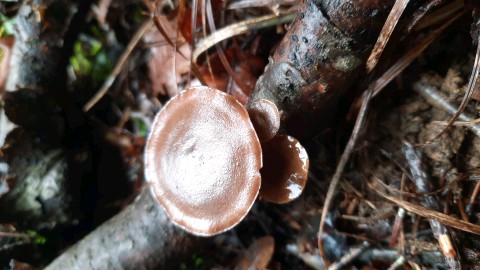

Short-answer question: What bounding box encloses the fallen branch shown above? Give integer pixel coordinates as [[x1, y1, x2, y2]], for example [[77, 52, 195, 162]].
[[46, 189, 205, 269]]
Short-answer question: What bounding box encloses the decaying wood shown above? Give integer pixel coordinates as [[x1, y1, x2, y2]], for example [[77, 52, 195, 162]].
[[248, 0, 395, 139], [1, 0, 206, 268], [402, 142, 461, 269], [46, 189, 204, 270], [1, 0, 86, 228], [1, 0, 130, 249]]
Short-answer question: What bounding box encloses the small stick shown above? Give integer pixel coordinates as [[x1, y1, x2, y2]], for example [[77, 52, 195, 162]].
[[46, 189, 204, 269], [192, 12, 296, 62], [372, 10, 464, 97], [457, 197, 469, 222], [83, 19, 153, 112], [329, 241, 370, 270], [373, 185, 480, 235], [466, 180, 480, 215], [226, 0, 298, 10], [402, 142, 461, 269], [286, 241, 370, 270], [366, 0, 410, 73], [412, 81, 480, 138], [425, 35, 480, 143], [389, 173, 407, 247], [317, 86, 374, 269], [386, 256, 405, 270]]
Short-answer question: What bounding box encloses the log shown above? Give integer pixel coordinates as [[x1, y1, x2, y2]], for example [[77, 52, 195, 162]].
[[46, 189, 204, 270]]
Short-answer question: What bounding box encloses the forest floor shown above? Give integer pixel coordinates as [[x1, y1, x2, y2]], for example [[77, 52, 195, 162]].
[[1, 1, 480, 269]]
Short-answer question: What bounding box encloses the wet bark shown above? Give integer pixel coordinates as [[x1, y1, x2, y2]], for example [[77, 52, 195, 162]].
[[248, 0, 395, 139], [4, 0, 90, 134], [1, 0, 84, 228], [46, 189, 204, 270], [1, 0, 130, 235], [0, 128, 71, 228]]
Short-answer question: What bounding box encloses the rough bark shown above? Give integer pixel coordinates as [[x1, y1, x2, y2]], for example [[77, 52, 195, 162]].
[[46, 189, 204, 270], [4, 0, 89, 134], [1, 0, 130, 236], [5, 0, 77, 92], [0, 128, 71, 228], [248, 0, 395, 139], [1, 0, 83, 228]]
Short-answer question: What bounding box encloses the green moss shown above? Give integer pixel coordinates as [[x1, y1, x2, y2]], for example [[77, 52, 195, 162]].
[[0, 13, 14, 38], [69, 28, 113, 86]]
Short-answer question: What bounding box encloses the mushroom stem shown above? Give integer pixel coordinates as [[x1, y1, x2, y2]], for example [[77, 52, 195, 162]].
[[46, 189, 205, 270]]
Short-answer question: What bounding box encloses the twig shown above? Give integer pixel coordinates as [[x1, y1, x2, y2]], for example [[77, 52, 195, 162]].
[[286, 243, 325, 270], [466, 179, 480, 215], [0, 231, 31, 239], [83, 19, 153, 112], [226, 0, 298, 10], [390, 205, 406, 247], [386, 256, 405, 270], [433, 118, 480, 126], [389, 173, 406, 248], [426, 35, 480, 143], [366, 0, 410, 73], [412, 80, 480, 138], [372, 10, 464, 97], [402, 142, 461, 269], [46, 189, 204, 269], [205, 0, 250, 99], [413, 0, 462, 31], [192, 12, 296, 62], [317, 86, 374, 269], [329, 241, 370, 270], [372, 183, 480, 235], [318, 1, 409, 266]]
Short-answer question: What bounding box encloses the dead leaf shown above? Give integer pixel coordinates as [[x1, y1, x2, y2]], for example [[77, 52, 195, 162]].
[[235, 236, 275, 270], [144, 15, 191, 98], [199, 46, 265, 104]]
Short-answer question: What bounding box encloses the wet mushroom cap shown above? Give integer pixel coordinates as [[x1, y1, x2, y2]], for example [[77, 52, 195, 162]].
[[247, 99, 280, 142], [259, 135, 309, 204], [145, 86, 262, 236]]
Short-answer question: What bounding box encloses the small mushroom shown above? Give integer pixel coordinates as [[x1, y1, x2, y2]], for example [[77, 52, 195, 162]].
[[259, 135, 309, 204], [145, 86, 262, 236], [246, 99, 280, 142]]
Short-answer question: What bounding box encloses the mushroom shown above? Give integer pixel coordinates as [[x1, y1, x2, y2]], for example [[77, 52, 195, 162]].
[[144, 86, 262, 236], [259, 135, 309, 204], [246, 99, 280, 142]]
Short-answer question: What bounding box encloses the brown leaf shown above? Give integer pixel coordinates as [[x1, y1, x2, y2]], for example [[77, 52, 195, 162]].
[[235, 236, 275, 270], [199, 47, 265, 104], [144, 15, 191, 98]]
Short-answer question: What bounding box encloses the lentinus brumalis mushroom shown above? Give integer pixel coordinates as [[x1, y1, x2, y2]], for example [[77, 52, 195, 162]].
[[145, 86, 309, 236], [258, 135, 309, 204]]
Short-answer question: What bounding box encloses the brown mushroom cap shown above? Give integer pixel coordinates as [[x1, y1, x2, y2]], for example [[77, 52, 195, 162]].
[[145, 86, 262, 236], [247, 99, 280, 142], [259, 135, 309, 204]]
